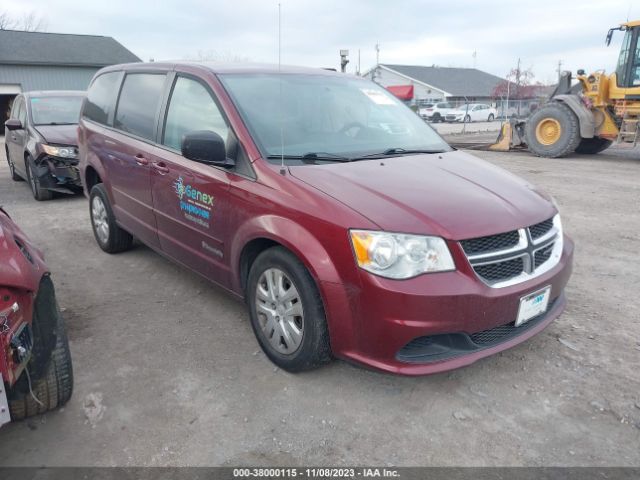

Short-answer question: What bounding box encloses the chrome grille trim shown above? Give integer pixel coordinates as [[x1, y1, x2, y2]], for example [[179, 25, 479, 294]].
[[461, 215, 563, 288]]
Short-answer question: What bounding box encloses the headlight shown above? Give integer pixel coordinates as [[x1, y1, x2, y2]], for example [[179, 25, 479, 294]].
[[42, 144, 77, 158], [350, 230, 455, 279]]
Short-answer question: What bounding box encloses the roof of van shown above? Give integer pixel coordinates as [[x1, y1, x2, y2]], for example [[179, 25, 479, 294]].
[[99, 62, 352, 76]]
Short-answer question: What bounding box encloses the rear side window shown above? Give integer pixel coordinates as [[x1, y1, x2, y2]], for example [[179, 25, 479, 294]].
[[83, 72, 121, 125], [115, 73, 166, 140], [163, 76, 229, 151]]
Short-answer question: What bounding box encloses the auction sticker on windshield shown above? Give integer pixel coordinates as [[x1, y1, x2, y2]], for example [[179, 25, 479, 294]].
[[516, 286, 551, 326], [360, 88, 396, 105]]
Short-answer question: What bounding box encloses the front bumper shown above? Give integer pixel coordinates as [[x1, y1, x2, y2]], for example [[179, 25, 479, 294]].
[[324, 236, 574, 375], [32, 155, 82, 193]]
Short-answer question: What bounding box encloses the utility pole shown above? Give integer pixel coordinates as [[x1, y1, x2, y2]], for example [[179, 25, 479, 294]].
[[357, 49, 361, 76], [375, 43, 380, 65], [472, 50, 477, 69], [557, 59, 563, 79], [340, 50, 349, 73]]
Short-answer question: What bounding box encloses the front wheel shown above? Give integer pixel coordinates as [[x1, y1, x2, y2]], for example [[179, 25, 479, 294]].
[[525, 102, 581, 158], [464, 115, 471, 123], [488, 113, 495, 122], [247, 246, 332, 372], [26, 157, 53, 201]]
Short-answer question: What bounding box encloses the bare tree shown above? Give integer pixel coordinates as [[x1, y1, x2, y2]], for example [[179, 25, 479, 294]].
[[493, 59, 541, 117], [0, 10, 47, 31], [185, 49, 250, 63]]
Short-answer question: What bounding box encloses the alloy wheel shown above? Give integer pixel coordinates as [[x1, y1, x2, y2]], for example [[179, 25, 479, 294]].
[[91, 196, 110, 245], [255, 268, 304, 355]]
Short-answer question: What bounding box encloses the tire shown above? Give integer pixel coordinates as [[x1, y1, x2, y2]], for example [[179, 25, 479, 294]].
[[575, 137, 612, 154], [89, 183, 134, 253], [432, 113, 442, 123], [525, 102, 581, 158], [5, 146, 22, 181], [488, 114, 495, 122], [247, 246, 332, 372], [26, 156, 53, 201], [464, 115, 471, 123], [9, 310, 74, 421]]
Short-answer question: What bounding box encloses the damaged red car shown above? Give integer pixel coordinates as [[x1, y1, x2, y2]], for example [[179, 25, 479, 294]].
[[0, 206, 73, 426]]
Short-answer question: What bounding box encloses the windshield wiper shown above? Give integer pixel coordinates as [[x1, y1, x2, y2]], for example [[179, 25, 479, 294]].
[[36, 122, 76, 126], [266, 152, 352, 163], [350, 147, 447, 161]]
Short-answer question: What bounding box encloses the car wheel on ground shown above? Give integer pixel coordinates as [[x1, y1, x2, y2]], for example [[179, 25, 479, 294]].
[[464, 115, 471, 123], [5, 146, 22, 181], [247, 246, 332, 372], [575, 137, 613, 154], [525, 102, 581, 158], [26, 157, 53, 201], [488, 113, 495, 122], [89, 184, 134, 253]]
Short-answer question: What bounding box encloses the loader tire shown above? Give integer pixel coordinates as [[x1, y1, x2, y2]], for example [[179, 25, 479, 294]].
[[525, 102, 581, 158], [575, 137, 612, 154]]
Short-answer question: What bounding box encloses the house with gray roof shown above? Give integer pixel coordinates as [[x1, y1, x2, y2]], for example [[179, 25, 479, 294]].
[[363, 63, 507, 106], [0, 29, 140, 122]]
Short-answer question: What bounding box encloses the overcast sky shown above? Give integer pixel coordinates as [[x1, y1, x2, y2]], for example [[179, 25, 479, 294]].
[[3, 0, 639, 83]]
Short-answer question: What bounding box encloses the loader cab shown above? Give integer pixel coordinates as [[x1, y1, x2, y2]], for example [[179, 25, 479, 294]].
[[614, 23, 640, 89]]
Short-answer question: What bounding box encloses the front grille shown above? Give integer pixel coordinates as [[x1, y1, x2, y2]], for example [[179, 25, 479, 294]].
[[460, 230, 519, 255], [474, 257, 524, 282], [529, 218, 554, 240], [534, 243, 554, 268]]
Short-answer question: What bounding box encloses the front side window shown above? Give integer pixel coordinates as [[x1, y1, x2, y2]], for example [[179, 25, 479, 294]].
[[83, 72, 122, 125], [115, 73, 166, 140], [30, 96, 83, 126], [220, 73, 451, 162], [163, 77, 229, 151]]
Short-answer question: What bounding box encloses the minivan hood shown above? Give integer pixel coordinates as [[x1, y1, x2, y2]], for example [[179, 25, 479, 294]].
[[34, 124, 78, 146], [289, 150, 556, 240]]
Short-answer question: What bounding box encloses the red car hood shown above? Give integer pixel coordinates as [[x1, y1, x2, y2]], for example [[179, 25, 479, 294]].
[[34, 124, 78, 146], [289, 150, 556, 240]]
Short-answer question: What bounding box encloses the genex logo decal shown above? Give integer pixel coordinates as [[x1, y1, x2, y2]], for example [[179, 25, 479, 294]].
[[174, 176, 214, 228]]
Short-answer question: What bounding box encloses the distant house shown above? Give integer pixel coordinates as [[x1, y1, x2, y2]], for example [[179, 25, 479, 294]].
[[0, 29, 140, 122], [363, 63, 507, 106]]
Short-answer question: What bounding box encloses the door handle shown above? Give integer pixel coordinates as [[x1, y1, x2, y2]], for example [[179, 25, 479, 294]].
[[135, 154, 149, 166], [151, 161, 170, 174]]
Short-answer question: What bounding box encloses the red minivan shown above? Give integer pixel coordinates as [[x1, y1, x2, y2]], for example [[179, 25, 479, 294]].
[[77, 62, 573, 375]]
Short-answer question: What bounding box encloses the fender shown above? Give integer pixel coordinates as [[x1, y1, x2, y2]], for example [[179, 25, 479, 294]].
[[552, 94, 595, 138], [229, 215, 343, 294]]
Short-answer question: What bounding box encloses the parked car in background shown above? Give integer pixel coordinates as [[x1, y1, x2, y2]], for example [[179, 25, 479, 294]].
[[445, 103, 497, 123], [4, 91, 85, 201], [0, 207, 73, 426], [419, 102, 456, 122], [78, 63, 573, 375]]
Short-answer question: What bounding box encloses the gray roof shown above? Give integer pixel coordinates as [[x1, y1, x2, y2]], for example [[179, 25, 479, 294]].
[[380, 64, 506, 97], [0, 30, 141, 67]]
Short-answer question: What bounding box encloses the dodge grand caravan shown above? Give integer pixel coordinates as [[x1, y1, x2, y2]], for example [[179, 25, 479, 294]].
[[77, 63, 573, 375]]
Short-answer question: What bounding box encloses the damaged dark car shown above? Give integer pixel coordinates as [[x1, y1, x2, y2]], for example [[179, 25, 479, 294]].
[[4, 91, 84, 201]]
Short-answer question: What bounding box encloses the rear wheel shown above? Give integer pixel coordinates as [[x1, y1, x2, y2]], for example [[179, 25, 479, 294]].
[[488, 113, 495, 122], [26, 157, 53, 201], [90, 184, 134, 253], [247, 246, 332, 372], [5, 146, 22, 181], [464, 115, 471, 123], [525, 102, 581, 157], [575, 137, 612, 154]]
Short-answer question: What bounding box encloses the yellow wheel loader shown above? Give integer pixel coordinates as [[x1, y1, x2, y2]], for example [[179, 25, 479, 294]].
[[491, 20, 640, 157]]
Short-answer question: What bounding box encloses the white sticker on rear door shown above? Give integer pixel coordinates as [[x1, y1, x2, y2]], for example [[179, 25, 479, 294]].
[[360, 88, 396, 105]]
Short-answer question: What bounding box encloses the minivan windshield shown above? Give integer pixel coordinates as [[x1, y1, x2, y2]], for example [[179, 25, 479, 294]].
[[219, 73, 451, 161], [30, 96, 84, 126]]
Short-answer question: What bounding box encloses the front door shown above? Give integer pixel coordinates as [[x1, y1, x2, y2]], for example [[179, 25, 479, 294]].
[[151, 75, 233, 286], [105, 72, 168, 249]]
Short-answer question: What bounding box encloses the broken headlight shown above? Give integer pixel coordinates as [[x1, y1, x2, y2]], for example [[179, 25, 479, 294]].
[[42, 144, 77, 159]]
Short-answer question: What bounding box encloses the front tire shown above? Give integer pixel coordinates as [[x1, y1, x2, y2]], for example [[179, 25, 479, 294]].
[[575, 137, 612, 154], [525, 102, 581, 158], [26, 157, 53, 201], [488, 113, 495, 122], [90, 184, 134, 253], [247, 246, 331, 372]]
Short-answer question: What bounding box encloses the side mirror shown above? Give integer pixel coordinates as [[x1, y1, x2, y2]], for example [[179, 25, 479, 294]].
[[4, 119, 23, 131], [181, 130, 235, 168]]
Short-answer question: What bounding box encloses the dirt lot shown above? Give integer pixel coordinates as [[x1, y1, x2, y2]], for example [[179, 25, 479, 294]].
[[0, 138, 638, 467]]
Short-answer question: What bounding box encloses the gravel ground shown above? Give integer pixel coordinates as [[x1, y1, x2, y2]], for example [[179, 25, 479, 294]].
[[0, 138, 638, 466]]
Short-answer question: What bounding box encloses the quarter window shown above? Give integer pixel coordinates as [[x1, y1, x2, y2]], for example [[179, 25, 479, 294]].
[[115, 73, 166, 140], [17, 98, 27, 124], [163, 76, 229, 151], [83, 72, 122, 125]]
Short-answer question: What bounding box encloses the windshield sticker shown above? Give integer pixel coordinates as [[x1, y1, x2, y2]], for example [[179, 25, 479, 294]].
[[174, 176, 214, 229], [360, 88, 396, 105]]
